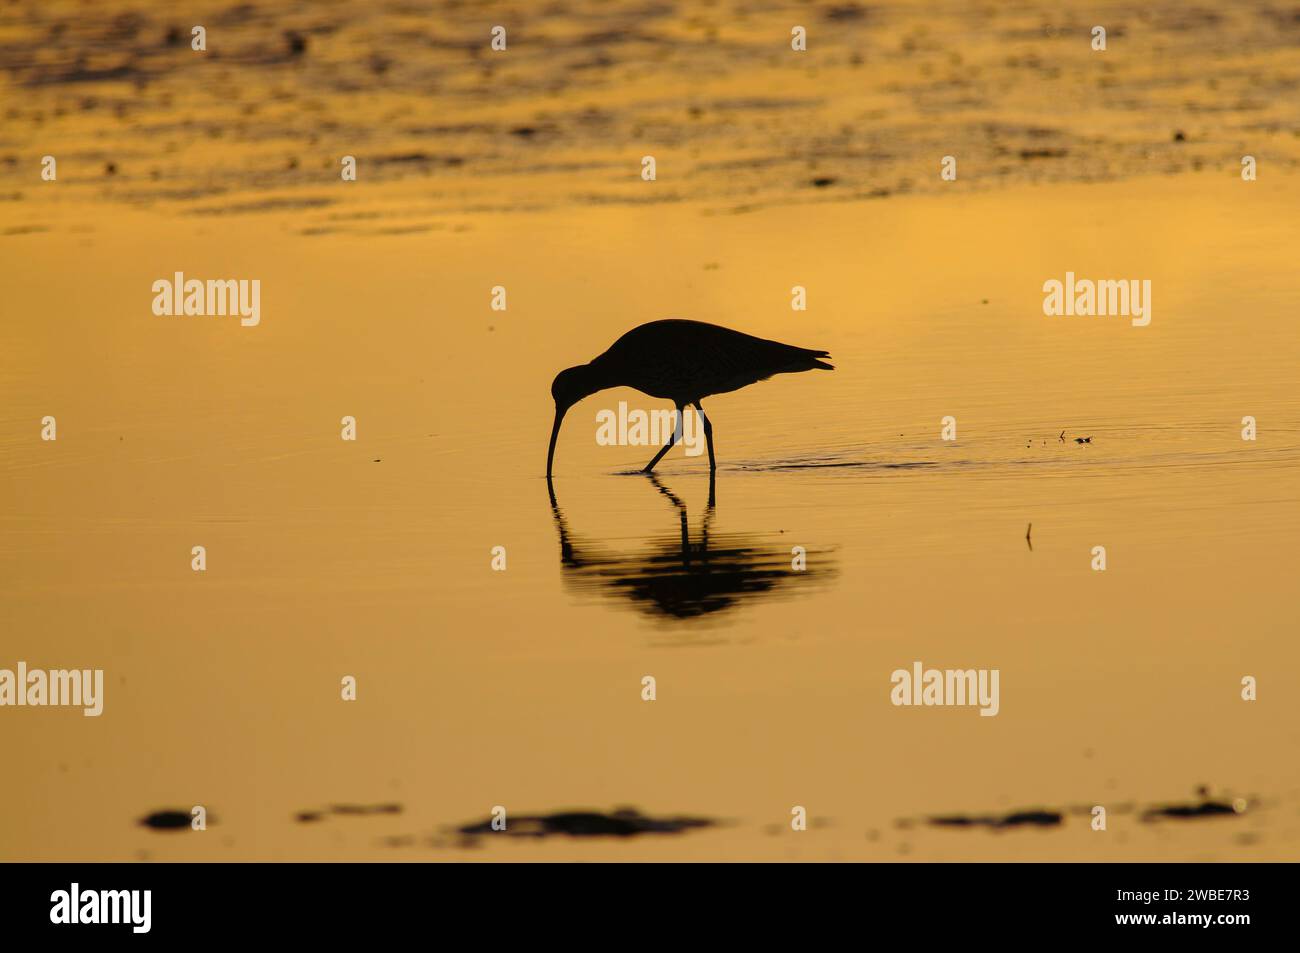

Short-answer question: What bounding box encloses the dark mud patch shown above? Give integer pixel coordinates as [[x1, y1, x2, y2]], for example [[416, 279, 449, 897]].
[[372, 224, 440, 236], [914, 790, 1250, 832], [927, 809, 1063, 830], [190, 196, 337, 216], [5, 0, 1298, 219], [295, 802, 402, 823], [758, 459, 940, 471], [823, 4, 869, 22], [1142, 799, 1246, 822], [369, 152, 465, 168], [138, 809, 204, 831], [455, 808, 716, 842]]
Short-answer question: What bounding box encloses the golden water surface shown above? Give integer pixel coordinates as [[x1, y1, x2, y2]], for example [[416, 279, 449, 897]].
[[2, 0, 1299, 860]]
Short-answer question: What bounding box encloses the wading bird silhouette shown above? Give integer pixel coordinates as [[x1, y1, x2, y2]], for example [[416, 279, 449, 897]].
[[546, 319, 833, 478]]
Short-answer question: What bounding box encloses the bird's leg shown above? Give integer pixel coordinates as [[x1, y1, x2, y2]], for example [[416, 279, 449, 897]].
[[646, 471, 686, 512], [692, 401, 716, 472], [642, 402, 685, 473]]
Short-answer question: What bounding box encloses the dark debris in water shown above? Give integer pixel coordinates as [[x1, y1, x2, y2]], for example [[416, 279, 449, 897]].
[[284, 30, 308, 56], [456, 808, 716, 840]]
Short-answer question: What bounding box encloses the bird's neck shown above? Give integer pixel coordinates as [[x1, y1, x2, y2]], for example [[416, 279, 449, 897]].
[[575, 359, 621, 400]]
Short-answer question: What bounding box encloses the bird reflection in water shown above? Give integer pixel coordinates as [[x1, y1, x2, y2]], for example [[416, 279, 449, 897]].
[[547, 473, 835, 621]]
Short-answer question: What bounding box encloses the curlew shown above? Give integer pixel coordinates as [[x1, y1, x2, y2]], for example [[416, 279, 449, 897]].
[[546, 319, 833, 476]]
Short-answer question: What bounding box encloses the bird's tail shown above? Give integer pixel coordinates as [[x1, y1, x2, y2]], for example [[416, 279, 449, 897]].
[[770, 343, 834, 375]]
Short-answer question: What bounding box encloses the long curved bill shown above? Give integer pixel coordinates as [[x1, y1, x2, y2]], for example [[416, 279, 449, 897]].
[[546, 405, 565, 478]]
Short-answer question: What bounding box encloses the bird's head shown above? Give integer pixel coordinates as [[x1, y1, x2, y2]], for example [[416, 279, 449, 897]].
[[547, 363, 604, 478], [550, 363, 601, 414]]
